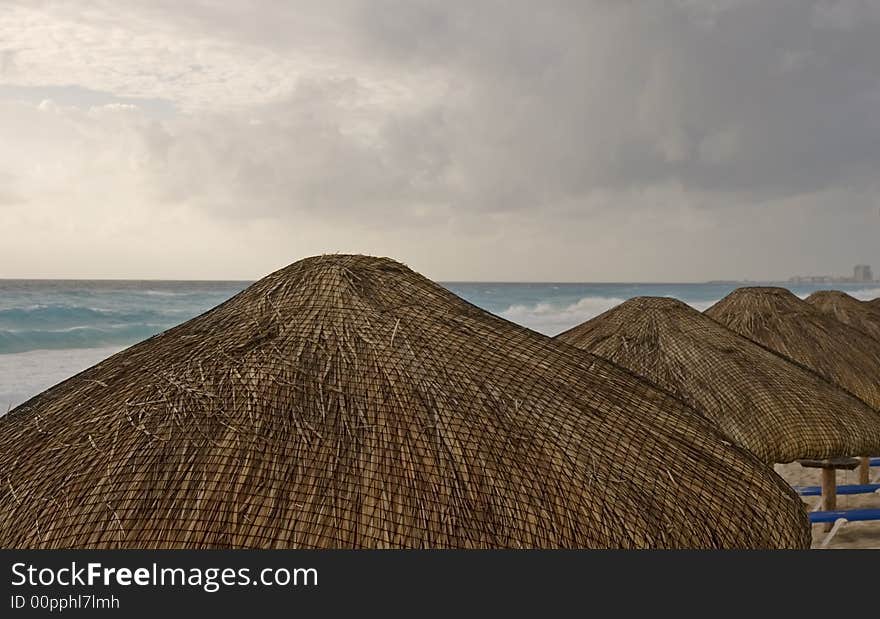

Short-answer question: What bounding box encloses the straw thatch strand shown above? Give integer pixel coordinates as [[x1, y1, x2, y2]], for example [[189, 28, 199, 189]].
[[0, 256, 809, 549], [706, 287, 880, 410], [805, 290, 880, 342], [557, 297, 880, 464]]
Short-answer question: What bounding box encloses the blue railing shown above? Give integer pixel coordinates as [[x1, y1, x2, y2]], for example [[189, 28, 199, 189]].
[[809, 508, 880, 524], [795, 483, 880, 497]]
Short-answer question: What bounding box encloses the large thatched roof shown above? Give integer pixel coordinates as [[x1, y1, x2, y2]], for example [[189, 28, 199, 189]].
[[557, 297, 880, 464], [0, 256, 809, 549], [706, 287, 880, 410], [805, 290, 880, 341]]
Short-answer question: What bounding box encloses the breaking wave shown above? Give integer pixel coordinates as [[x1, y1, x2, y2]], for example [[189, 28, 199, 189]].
[[850, 287, 880, 301], [0, 324, 166, 355], [0, 304, 170, 329]]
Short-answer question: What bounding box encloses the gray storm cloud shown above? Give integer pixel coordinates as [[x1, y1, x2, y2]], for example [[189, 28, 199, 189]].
[[0, 0, 878, 280]]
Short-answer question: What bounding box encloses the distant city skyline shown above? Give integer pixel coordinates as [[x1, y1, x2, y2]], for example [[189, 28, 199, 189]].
[[789, 264, 876, 285]]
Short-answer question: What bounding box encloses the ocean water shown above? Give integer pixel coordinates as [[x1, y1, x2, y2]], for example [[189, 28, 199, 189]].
[[2, 278, 879, 411]]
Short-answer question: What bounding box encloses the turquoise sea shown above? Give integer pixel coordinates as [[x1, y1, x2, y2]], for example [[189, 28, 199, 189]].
[[2, 278, 878, 410]]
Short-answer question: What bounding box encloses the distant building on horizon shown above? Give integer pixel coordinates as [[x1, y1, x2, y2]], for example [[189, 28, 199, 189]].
[[789, 264, 875, 284], [854, 265, 873, 283]]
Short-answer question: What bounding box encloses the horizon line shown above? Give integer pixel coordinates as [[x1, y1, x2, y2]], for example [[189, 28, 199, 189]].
[[1, 277, 876, 286]]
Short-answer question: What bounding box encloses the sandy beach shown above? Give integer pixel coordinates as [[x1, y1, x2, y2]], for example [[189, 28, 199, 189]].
[[775, 462, 880, 549]]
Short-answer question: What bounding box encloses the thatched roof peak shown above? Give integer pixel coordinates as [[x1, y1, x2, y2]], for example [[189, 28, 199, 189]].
[[727, 286, 796, 295], [707, 287, 880, 410], [264, 253, 417, 284], [0, 255, 810, 549], [706, 287, 822, 324], [558, 296, 880, 463], [562, 296, 693, 332], [806, 290, 859, 304], [805, 289, 880, 341], [235, 253, 456, 310], [718, 286, 803, 305], [608, 296, 690, 311]]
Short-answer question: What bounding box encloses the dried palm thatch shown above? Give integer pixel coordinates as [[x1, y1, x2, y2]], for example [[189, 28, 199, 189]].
[[805, 290, 880, 341], [706, 287, 880, 411], [556, 297, 880, 464], [0, 256, 809, 549], [868, 298, 880, 310]]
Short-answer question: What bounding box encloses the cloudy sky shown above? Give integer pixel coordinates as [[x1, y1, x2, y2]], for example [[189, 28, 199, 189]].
[[1, 1, 878, 281]]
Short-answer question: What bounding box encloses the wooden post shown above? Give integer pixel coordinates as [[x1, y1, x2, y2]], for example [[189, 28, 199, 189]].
[[858, 457, 870, 485], [821, 468, 837, 533], [798, 457, 858, 534]]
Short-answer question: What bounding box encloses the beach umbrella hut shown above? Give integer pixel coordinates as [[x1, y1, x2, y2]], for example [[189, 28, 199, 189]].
[[556, 297, 880, 465], [805, 290, 880, 342], [706, 288, 880, 412], [0, 255, 809, 549], [707, 287, 880, 487]]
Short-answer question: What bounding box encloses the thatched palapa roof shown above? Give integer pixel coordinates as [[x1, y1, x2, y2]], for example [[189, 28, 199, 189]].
[[706, 287, 880, 410], [805, 290, 880, 342], [556, 297, 880, 463], [0, 256, 809, 549]]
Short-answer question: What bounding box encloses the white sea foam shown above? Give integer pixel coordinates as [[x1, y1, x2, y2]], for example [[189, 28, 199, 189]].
[[850, 287, 880, 301], [500, 296, 626, 335], [687, 298, 720, 312], [0, 346, 122, 414], [141, 290, 189, 297], [790, 286, 880, 301]]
